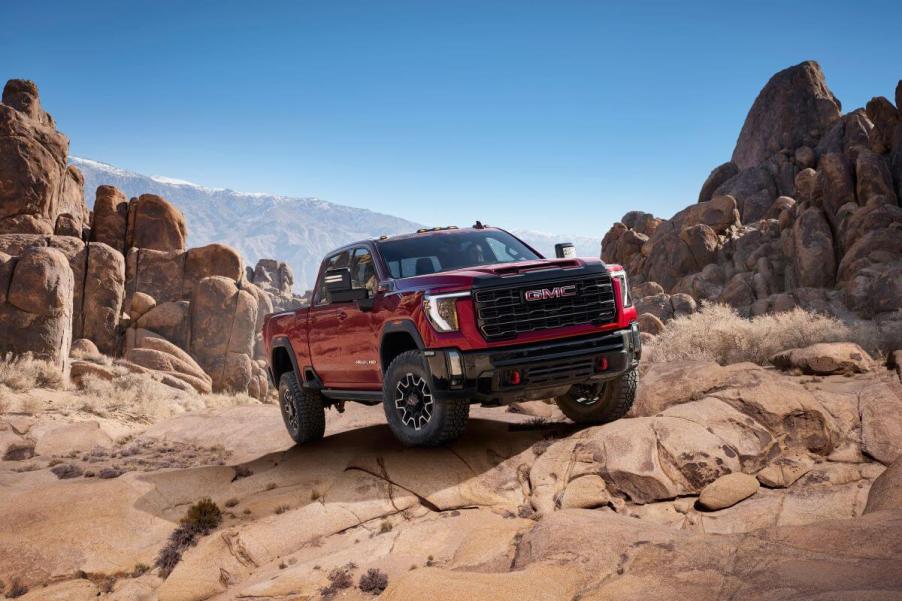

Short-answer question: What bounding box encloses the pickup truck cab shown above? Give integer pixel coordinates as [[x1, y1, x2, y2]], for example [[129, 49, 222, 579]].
[[263, 225, 640, 446]]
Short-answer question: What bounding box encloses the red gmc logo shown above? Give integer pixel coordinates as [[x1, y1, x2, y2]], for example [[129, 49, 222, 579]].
[[524, 285, 577, 301]]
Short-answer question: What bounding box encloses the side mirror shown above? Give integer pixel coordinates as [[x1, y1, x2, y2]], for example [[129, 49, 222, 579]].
[[555, 243, 576, 259], [324, 268, 368, 303]]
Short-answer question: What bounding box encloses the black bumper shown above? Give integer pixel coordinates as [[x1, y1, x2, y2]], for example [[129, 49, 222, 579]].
[[424, 325, 641, 404]]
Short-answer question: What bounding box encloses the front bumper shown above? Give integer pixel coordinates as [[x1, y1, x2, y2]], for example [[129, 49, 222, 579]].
[[424, 324, 641, 404]]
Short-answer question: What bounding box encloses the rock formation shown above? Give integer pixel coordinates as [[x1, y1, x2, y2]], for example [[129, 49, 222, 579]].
[[248, 258, 306, 312], [0, 80, 284, 398], [603, 61, 902, 328]]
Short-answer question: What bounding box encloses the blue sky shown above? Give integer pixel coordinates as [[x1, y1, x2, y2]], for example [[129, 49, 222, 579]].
[[2, 1, 900, 238]]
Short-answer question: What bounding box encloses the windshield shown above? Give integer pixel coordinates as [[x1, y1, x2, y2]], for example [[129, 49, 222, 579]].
[[377, 230, 542, 278]]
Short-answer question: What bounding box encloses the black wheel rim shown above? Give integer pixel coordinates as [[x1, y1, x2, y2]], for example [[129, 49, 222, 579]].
[[394, 373, 434, 431], [282, 386, 299, 431], [571, 383, 605, 407]]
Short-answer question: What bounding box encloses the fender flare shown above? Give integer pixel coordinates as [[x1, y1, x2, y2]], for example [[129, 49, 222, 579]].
[[379, 320, 426, 371], [269, 336, 301, 384]]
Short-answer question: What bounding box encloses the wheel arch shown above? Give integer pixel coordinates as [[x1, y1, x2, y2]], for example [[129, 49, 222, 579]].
[[270, 337, 300, 385], [380, 320, 425, 373]]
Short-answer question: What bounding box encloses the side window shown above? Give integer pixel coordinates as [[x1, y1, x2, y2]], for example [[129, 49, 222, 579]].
[[315, 250, 349, 306], [350, 247, 378, 294]]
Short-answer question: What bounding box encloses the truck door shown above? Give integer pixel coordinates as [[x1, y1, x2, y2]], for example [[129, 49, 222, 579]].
[[307, 250, 349, 384], [337, 246, 382, 386]]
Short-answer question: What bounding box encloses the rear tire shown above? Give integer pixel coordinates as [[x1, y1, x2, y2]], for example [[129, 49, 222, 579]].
[[555, 368, 637, 425], [383, 350, 469, 446], [279, 372, 326, 444]]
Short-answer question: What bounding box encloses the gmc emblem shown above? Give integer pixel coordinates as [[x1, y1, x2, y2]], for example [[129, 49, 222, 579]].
[[524, 285, 577, 301]]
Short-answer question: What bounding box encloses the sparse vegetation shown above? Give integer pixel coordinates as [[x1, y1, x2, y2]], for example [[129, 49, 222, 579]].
[[358, 568, 388, 594], [378, 519, 393, 534], [0, 352, 259, 422], [155, 498, 223, 578], [274, 504, 290, 514], [0, 352, 63, 392], [643, 304, 902, 365], [319, 563, 356, 598], [5, 577, 28, 598]]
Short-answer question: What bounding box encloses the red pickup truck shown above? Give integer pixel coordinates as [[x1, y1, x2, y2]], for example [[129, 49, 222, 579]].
[[263, 225, 640, 446]]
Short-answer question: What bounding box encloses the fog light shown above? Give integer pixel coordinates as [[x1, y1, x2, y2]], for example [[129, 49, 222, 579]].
[[506, 369, 522, 385]]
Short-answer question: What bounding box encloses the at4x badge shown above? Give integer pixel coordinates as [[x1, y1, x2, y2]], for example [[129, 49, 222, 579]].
[[523, 284, 577, 301]]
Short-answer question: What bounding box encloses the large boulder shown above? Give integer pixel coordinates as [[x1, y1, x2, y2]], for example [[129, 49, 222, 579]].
[[698, 161, 739, 203], [190, 276, 263, 396], [791, 207, 835, 288], [731, 61, 841, 170], [125, 193, 187, 252], [0, 80, 87, 236], [864, 458, 902, 513], [771, 342, 872, 375], [0, 246, 73, 369], [75, 242, 125, 355], [90, 185, 128, 254], [713, 165, 778, 223]]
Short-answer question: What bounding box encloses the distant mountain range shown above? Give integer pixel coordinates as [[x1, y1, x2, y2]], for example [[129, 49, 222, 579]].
[[72, 157, 600, 289]]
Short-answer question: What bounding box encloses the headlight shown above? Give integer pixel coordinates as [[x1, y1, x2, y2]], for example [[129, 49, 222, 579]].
[[424, 292, 469, 332], [609, 269, 631, 308]]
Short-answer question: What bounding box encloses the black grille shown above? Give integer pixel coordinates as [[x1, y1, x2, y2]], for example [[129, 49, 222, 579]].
[[474, 274, 617, 341]]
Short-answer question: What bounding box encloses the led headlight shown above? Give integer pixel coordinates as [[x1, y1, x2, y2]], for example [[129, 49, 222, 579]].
[[424, 292, 469, 332], [609, 269, 632, 308]]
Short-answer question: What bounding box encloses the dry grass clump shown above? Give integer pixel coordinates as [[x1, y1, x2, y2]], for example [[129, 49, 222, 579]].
[[0, 352, 64, 392], [643, 304, 901, 365]]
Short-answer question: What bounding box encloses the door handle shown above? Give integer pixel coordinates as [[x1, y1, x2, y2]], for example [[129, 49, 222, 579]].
[[337, 311, 348, 321]]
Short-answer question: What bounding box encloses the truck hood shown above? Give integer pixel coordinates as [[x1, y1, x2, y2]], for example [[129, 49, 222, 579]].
[[391, 257, 608, 294]]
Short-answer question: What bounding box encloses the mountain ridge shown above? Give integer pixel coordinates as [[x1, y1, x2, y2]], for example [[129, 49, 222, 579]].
[[72, 157, 600, 289]]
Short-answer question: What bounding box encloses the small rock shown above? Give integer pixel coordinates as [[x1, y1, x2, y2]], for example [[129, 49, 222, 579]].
[[756, 452, 815, 488], [698, 473, 759, 510], [70, 338, 99, 358], [2, 441, 35, 461], [559, 475, 611, 509], [637, 313, 664, 335], [51, 463, 84, 479], [99, 467, 124, 479]]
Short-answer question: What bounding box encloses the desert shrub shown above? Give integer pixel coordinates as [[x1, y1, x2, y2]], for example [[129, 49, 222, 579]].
[[0, 352, 63, 391], [320, 563, 356, 598], [359, 568, 389, 594], [274, 504, 290, 514], [155, 498, 223, 578], [643, 304, 901, 366], [180, 497, 222, 534]]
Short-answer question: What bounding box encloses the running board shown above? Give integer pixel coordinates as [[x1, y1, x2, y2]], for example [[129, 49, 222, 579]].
[[321, 389, 383, 405]]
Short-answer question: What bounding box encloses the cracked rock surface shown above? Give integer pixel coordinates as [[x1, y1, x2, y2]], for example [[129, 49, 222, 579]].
[[1, 362, 901, 600]]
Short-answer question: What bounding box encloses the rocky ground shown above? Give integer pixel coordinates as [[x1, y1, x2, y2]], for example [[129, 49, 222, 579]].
[[2, 347, 901, 601]]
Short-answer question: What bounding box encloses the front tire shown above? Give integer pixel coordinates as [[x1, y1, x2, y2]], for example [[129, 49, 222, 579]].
[[279, 372, 326, 444], [383, 350, 469, 446], [555, 368, 637, 425]]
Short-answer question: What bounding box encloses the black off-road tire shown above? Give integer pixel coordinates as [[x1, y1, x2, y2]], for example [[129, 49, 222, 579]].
[[383, 350, 469, 446], [555, 368, 638, 425], [278, 371, 326, 444]]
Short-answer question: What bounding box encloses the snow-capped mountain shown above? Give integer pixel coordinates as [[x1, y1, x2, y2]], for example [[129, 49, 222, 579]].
[[73, 157, 600, 289]]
